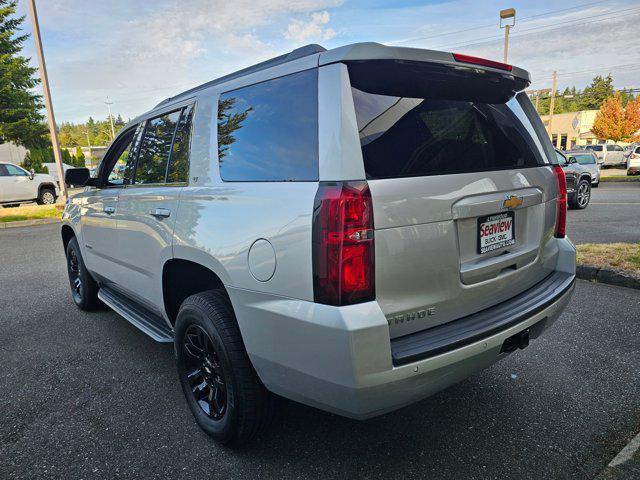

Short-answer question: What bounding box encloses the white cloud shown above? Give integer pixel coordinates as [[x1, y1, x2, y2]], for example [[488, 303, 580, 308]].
[[284, 10, 336, 42]]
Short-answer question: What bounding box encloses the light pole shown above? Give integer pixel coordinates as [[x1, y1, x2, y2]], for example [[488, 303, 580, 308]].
[[26, 0, 67, 199], [500, 8, 516, 64], [105, 97, 116, 140]]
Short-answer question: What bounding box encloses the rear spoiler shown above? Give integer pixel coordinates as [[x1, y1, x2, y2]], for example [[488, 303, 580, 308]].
[[319, 42, 531, 84]]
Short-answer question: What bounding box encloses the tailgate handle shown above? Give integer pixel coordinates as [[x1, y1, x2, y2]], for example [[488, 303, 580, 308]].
[[149, 208, 171, 219]]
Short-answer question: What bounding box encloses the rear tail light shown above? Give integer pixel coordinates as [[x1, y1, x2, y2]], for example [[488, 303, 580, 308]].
[[553, 165, 567, 238], [452, 53, 513, 72], [312, 181, 375, 306]]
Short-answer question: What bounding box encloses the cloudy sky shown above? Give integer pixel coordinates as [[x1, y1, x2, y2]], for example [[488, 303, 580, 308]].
[[15, 0, 640, 123]]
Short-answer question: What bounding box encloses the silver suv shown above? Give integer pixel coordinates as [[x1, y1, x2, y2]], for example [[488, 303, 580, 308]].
[[61, 43, 576, 446]]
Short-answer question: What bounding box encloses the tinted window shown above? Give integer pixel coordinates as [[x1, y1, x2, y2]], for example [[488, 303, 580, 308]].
[[166, 105, 194, 183], [588, 145, 603, 151], [0, 164, 8, 176], [5, 164, 28, 176], [351, 88, 543, 179], [135, 110, 181, 184], [573, 154, 596, 165], [217, 69, 318, 181], [105, 126, 141, 186]]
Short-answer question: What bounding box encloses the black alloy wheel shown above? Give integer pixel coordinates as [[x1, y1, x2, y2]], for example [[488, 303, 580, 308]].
[[182, 325, 228, 420]]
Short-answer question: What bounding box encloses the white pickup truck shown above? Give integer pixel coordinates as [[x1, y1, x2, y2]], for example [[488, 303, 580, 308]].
[[0, 162, 59, 207]]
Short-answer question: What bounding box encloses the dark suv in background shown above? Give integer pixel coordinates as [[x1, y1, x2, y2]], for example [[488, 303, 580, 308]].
[[556, 149, 591, 209]]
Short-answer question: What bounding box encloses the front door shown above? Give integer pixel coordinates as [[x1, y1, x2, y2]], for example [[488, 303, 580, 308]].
[[1, 164, 35, 202], [114, 104, 194, 313], [80, 126, 141, 284]]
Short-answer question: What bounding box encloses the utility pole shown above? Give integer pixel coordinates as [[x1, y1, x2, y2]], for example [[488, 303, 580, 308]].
[[105, 97, 116, 140], [27, 0, 67, 198], [548, 71, 558, 142], [500, 8, 516, 63]]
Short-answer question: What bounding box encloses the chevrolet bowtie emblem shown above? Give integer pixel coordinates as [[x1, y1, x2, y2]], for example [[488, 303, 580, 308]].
[[503, 195, 523, 210]]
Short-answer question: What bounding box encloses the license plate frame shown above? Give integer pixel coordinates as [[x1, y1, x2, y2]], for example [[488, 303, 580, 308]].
[[477, 211, 516, 254]]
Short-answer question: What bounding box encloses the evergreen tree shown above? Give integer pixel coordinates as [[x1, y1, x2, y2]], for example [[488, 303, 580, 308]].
[[21, 146, 52, 173], [579, 75, 615, 110], [74, 145, 85, 167], [0, 0, 48, 147]]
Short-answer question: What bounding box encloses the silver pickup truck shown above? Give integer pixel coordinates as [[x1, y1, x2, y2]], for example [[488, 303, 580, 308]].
[[61, 43, 576, 446]]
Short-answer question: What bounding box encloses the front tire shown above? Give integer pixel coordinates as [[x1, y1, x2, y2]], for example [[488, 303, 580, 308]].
[[37, 187, 56, 205], [65, 237, 100, 310], [570, 179, 591, 209], [175, 290, 274, 446]]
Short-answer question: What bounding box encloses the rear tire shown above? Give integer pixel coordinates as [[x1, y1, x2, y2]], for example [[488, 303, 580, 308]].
[[570, 179, 591, 209], [175, 290, 275, 447], [37, 187, 56, 205], [65, 237, 101, 310]]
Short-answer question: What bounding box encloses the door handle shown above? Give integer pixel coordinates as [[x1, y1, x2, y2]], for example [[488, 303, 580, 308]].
[[103, 206, 116, 214], [149, 208, 171, 219]]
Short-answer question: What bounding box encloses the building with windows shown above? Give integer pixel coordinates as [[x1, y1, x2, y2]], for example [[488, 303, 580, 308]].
[[539, 110, 600, 149]]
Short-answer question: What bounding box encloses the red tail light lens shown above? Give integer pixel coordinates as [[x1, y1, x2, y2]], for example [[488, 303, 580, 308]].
[[553, 165, 567, 238], [452, 53, 513, 72], [313, 181, 375, 306]]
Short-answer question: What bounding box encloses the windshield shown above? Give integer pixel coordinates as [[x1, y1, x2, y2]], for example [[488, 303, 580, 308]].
[[572, 154, 596, 165]]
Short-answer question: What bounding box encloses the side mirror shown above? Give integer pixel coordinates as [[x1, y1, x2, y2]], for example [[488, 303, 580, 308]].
[[568, 156, 578, 164], [65, 167, 95, 187], [29, 169, 35, 179]]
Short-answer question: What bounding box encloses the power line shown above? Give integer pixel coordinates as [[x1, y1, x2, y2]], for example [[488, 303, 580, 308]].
[[391, 0, 615, 45], [436, 6, 640, 50]]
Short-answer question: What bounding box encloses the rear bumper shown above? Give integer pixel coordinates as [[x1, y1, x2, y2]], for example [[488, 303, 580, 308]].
[[228, 238, 576, 419]]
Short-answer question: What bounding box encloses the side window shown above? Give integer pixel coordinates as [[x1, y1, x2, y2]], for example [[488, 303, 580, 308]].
[[134, 110, 181, 184], [104, 126, 141, 186], [614, 145, 623, 151], [166, 104, 194, 183], [217, 69, 318, 181], [5, 164, 29, 176], [0, 164, 8, 176]]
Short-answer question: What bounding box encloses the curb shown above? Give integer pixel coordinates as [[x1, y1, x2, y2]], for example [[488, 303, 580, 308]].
[[576, 264, 640, 290], [601, 177, 640, 183], [0, 217, 61, 229]]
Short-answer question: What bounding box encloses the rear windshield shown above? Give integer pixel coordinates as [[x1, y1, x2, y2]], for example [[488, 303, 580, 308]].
[[348, 63, 543, 179], [351, 88, 544, 179]]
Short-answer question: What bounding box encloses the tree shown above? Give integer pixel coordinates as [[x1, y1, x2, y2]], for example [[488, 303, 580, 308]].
[[0, 0, 49, 148], [21, 146, 52, 173], [579, 75, 615, 110], [74, 145, 85, 167], [591, 92, 640, 142]]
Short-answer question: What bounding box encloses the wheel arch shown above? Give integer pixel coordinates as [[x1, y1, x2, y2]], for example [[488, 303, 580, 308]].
[[38, 182, 57, 197], [61, 224, 76, 252], [162, 258, 228, 326]]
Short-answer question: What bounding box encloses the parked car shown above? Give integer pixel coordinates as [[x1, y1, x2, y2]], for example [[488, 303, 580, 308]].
[[563, 150, 601, 187], [584, 144, 626, 167], [627, 144, 640, 175], [61, 43, 576, 446], [556, 149, 591, 209], [0, 162, 59, 207]]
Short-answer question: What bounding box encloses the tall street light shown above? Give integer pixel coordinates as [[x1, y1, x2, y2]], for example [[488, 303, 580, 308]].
[[27, 0, 67, 198], [500, 8, 516, 64]]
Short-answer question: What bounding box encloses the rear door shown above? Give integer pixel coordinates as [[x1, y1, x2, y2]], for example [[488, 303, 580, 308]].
[[345, 60, 561, 339], [114, 104, 194, 311]]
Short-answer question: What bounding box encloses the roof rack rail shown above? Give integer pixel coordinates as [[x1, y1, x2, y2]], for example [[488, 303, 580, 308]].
[[154, 44, 326, 108]]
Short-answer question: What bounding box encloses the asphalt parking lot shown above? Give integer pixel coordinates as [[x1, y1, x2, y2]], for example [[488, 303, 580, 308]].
[[567, 182, 640, 244], [1, 193, 639, 480]]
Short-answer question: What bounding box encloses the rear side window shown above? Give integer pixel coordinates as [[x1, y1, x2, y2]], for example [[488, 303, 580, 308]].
[[0, 164, 8, 176], [352, 88, 543, 179], [217, 69, 318, 182], [135, 111, 181, 184], [132, 105, 194, 185]]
